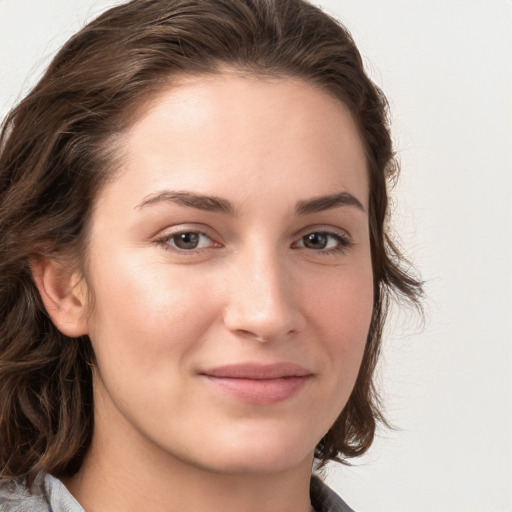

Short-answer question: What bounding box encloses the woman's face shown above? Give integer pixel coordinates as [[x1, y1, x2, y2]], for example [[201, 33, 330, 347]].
[[81, 73, 373, 475]]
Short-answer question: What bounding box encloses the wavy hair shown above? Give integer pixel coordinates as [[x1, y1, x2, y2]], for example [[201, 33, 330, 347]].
[[0, 0, 422, 481]]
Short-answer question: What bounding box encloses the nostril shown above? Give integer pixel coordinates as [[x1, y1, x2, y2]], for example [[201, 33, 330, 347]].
[[234, 329, 271, 343]]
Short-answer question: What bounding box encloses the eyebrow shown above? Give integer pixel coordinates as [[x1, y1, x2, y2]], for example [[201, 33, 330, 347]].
[[136, 190, 365, 215], [295, 192, 366, 215], [136, 191, 236, 214]]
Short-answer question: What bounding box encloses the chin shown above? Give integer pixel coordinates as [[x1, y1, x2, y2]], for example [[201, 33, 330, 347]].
[[193, 449, 313, 476], [181, 424, 319, 475]]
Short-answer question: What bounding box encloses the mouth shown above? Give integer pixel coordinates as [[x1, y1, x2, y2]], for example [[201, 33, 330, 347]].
[[199, 362, 313, 405]]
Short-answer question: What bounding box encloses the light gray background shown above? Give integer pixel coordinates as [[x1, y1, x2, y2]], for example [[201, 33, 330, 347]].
[[1, 1, 510, 511]]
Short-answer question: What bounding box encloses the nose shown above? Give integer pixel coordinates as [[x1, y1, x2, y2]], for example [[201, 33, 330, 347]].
[[222, 247, 306, 343]]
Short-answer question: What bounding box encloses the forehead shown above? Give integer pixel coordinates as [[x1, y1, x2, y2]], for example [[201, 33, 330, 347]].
[[101, 72, 369, 211]]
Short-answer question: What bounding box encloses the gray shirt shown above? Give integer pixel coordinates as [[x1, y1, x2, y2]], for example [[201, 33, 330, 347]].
[[0, 473, 355, 512]]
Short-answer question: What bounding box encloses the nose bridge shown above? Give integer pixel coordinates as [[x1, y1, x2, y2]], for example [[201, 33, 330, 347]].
[[223, 239, 303, 341]]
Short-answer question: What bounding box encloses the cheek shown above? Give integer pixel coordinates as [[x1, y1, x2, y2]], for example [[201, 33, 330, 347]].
[[84, 251, 220, 372], [83, 253, 226, 433], [306, 262, 374, 375], [292, 261, 373, 439]]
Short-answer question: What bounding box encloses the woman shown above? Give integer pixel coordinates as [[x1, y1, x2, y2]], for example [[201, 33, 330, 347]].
[[0, 0, 422, 511]]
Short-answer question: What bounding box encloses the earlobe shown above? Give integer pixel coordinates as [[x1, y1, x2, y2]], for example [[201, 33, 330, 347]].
[[30, 258, 89, 337]]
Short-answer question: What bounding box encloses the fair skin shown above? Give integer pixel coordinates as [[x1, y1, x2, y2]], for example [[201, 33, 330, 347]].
[[35, 73, 373, 512]]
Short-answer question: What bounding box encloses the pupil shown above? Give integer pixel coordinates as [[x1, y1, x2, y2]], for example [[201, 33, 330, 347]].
[[304, 233, 327, 249], [175, 232, 199, 249]]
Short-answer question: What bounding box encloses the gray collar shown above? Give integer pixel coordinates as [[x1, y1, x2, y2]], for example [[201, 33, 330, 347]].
[[0, 473, 355, 512]]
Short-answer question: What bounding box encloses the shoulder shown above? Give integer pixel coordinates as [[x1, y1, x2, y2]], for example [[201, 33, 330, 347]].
[[0, 475, 48, 512], [0, 474, 83, 512], [310, 475, 357, 512]]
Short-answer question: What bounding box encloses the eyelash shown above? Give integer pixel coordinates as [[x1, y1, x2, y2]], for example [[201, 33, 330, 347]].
[[293, 231, 353, 255], [155, 229, 352, 255], [156, 230, 219, 255]]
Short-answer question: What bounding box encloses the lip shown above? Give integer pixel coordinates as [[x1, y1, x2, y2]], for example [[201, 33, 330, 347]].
[[199, 363, 313, 405]]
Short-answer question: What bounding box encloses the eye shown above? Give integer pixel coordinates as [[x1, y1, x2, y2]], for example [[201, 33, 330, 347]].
[[294, 231, 351, 252], [158, 230, 218, 252]]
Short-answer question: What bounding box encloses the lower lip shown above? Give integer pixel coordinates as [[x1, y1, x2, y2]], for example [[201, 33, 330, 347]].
[[203, 376, 310, 405]]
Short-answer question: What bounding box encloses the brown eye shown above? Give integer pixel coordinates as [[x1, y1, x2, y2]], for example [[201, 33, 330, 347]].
[[172, 232, 201, 250], [157, 229, 220, 254], [302, 233, 328, 249], [295, 231, 350, 253]]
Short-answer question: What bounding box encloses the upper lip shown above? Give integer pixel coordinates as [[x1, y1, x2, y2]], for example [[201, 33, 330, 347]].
[[200, 362, 313, 380]]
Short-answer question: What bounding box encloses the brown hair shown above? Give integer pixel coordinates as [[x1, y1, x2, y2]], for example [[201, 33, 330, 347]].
[[0, 0, 422, 481]]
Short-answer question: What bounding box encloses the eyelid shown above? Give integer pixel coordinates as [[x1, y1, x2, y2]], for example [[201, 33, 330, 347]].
[[292, 227, 353, 253], [154, 225, 222, 254]]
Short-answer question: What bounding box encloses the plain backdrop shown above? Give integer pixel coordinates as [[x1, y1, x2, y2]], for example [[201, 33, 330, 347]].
[[0, 1, 511, 511]]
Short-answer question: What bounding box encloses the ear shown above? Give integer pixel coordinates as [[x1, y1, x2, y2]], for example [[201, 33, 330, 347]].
[[30, 257, 89, 337]]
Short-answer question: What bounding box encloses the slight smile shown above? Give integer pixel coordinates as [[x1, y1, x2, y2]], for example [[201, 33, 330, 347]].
[[199, 363, 314, 405]]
